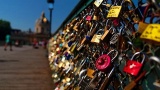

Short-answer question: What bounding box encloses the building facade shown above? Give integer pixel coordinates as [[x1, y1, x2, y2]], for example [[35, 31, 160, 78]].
[[11, 12, 50, 46], [35, 12, 50, 35]]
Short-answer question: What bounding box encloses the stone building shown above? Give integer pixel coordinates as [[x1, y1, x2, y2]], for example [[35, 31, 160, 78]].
[[34, 12, 50, 42], [35, 12, 50, 35], [10, 12, 50, 46]]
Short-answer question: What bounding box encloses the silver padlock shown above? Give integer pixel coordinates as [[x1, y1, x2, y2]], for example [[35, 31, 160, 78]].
[[149, 56, 160, 88]]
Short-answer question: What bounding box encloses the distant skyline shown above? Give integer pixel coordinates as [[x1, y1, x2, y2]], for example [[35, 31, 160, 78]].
[[0, 0, 80, 33]]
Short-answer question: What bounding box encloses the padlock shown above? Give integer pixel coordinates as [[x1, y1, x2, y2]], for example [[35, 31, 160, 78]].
[[123, 52, 145, 76], [137, 4, 151, 33], [86, 8, 94, 21], [140, 8, 160, 45], [80, 22, 98, 45], [132, 13, 141, 24], [95, 49, 118, 72], [117, 27, 130, 52], [73, 18, 84, 32], [74, 58, 87, 75], [113, 19, 120, 27], [110, 33, 119, 45], [67, 41, 73, 47], [92, 7, 99, 21], [99, 66, 115, 90], [70, 42, 78, 53], [87, 68, 95, 79], [88, 21, 99, 37], [86, 61, 96, 79], [123, 0, 142, 24], [91, 29, 104, 43], [132, 32, 144, 51], [79, 69, 87, 79], [73, 12, 86, 31], [92, 11, 98, 21], [149, 56, 160, 89], [107, 5, 122, 18], [85, 71, 102, 90], [140, 24, 160, 45], [66, 24, 72, 32], [81, 35, 92, 45], [94, 0, 103, 7], [70, 18, 78, 29], [65, 61, 74, 74], [100, 20, 113, 42]]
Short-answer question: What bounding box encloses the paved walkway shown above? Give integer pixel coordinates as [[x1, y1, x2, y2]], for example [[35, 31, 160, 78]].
[[0, 46, 53, 90]]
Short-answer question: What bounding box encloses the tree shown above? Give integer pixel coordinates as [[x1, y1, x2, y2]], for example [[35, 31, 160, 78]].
[[0, 19, 12, 40]]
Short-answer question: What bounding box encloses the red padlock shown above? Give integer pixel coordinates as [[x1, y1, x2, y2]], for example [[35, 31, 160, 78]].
[[95, 50, 118, 72], [123, 52, 145, 76]]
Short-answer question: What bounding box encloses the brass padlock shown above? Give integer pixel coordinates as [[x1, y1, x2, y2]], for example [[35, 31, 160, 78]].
[[107, 6, 122, 18], [140, 24, 160, 45], [101, 26, 115, 45], [100, 19, 113, 41], [88, 22, 99, 37], [73, 19, 84, 32], [87, 68, 95, 79], [80, 22, 98, 45], [70, 18, 78, 27], [91, 29, 104, 43], [73, 13, 86, 31], [92, 7, 99, 21], [70, 41, 79, 53]]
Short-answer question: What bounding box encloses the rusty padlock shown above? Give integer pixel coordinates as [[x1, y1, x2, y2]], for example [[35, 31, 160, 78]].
[[123, 52, 145, 76], [95, 49, 118, 72]]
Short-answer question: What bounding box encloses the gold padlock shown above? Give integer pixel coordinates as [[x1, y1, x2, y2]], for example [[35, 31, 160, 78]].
[[87, 68, 95, 78], [70, 18, 78, 27], [100, 20, 114, 43], [92, 8, 99, 21], [91, 29, 103, 43], [100, 25, 110, 40], [140, 24, 160, 45], [107, 6, 122, 18], [70, 42, 79, 53]]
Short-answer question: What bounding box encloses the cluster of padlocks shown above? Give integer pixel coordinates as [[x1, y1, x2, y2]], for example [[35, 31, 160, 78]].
[[48, 0, 160, 90]]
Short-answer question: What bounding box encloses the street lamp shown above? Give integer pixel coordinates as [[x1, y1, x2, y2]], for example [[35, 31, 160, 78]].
[[47, 0, 54, 38]]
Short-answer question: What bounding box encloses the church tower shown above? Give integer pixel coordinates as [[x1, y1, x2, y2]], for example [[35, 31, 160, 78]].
[[35, 12, 50, 35]]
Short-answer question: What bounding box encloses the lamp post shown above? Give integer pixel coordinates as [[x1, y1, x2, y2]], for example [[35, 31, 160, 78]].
[[47, 0, 54, 38]]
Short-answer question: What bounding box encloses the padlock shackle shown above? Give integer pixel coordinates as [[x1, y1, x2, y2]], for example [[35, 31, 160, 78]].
[[141, 3, 151, 22], [119, 27, 125, 35], [149, 56, 160, 64], [107, 49, 118, 62], [79, 69, 87, 79], [131, 52, 146, 63], [123, 0, 136, 8], [80, 58, 87, 66]]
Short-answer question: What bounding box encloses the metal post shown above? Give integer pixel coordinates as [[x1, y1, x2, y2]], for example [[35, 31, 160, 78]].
[[49, 8, 53, 38], [47, 0, 54, 38]]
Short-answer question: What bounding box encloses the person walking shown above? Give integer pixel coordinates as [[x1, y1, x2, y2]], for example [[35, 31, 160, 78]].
[[4, 33, 12, 51]]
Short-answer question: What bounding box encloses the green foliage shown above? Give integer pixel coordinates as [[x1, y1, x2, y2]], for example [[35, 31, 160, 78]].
[[0, 19, 12, 40]]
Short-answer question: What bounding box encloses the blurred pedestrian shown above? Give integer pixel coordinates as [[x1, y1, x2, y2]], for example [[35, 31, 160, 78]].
[[4, 33, 12, 51]]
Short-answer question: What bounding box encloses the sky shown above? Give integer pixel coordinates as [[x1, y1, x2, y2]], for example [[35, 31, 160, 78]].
[[0, 0, 80, 33]]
